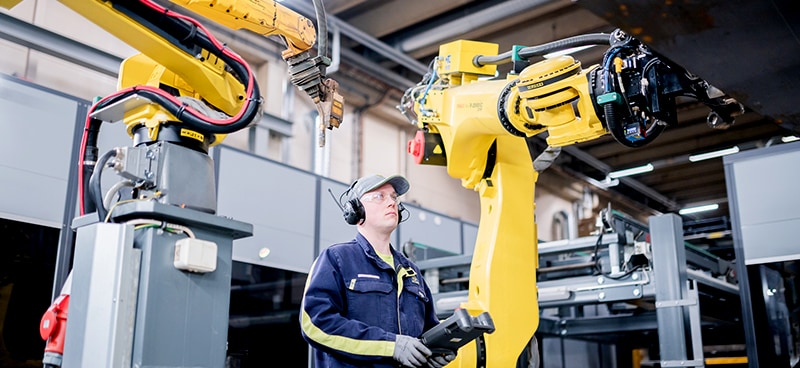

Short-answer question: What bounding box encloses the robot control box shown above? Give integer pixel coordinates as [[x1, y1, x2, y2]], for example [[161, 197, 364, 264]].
[[421, 309, 495, 355]]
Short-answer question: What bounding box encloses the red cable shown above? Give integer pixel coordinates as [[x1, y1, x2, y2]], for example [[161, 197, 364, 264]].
[[139, 0, 256, 124], [78, 0, 260, 213]]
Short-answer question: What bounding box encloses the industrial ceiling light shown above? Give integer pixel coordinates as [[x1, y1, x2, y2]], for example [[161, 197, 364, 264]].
[[782, 135, 799, 143], [607, 163, 654, 179], [679, 203, 719, 215], [688, 146, 740, 162]]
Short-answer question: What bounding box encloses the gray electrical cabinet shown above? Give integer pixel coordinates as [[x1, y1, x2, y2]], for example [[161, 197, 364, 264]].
[[725, 141, 800, 368], [725, 141, 800, 265]]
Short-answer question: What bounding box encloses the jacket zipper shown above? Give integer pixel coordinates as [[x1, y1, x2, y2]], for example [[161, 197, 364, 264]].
[[396, 264, 403, 334]]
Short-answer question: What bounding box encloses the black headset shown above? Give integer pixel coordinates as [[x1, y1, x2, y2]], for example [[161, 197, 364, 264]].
[[330, 183, 409, 225], [343, 194, 365, 225]]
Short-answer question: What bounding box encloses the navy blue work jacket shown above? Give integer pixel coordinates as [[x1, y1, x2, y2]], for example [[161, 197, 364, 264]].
[[300, 233, 440, 367]]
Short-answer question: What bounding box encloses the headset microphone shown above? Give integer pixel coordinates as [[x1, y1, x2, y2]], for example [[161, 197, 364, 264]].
[[327, 188, 345, 212], [398, 203, 410, 224]]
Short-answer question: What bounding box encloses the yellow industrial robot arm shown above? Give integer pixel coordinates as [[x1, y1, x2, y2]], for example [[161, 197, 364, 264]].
[[171, 0, 345, 147], [25, 0, 342, 146], [399, 30, 743, 368]]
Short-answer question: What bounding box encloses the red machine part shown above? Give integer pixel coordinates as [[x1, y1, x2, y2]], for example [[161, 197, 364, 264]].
[[407, 130, 425, 164], [40, 294, 70, 358]]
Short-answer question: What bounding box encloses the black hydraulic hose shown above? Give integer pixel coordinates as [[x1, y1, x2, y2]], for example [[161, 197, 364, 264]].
[[82, 118, 103, 214], [474, 33, 611, 66], [592, 232, 604, 275], [94, 82, 261, 135], [312, 0, 328, 60], [518, 33, 611, 59], [603, 103, 625, 146], [88, 148, 117, 222], [108, 0, 262, 133]]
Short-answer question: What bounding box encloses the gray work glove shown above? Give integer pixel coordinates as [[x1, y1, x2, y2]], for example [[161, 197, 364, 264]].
[[393, 335, 431, 367], [427, 351, 456, 368]]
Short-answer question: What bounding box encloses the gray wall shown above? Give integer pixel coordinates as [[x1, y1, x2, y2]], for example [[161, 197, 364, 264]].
[[0, 71, 477, 279], [0, 73, 132, 291], [0, 74, 82, 227], [214, 145, 479, 274]]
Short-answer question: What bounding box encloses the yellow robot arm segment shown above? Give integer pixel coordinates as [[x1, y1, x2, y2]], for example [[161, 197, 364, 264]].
[[406, 39, 613, 368], [408, 40, 546, 368], [414, 40, 606, 188], [0, 0, 22, 8], [171, 0, 317, 59], [512, 55, 607, 147], [62, 0, 248, 117]]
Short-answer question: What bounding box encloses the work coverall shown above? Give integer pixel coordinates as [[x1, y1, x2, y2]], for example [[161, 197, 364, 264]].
[[300, 233, 440, 367]]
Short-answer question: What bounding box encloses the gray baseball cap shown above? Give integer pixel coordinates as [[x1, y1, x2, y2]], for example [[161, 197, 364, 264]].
[[345, 174, 410, 203]]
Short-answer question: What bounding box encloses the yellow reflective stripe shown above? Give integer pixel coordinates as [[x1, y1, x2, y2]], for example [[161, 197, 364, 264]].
[[300, 256, 394, 357], [396, 267, 410, 297], [300, 309, 394, 357]]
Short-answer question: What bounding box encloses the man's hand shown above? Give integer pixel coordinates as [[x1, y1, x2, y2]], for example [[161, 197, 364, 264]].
[[393, 335, 431, 367], [427, 351, 456, 368]]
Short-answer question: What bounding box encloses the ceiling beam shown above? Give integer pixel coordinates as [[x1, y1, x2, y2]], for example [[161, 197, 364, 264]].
[[286, 0, 429, 76], [343, 0, 473, 39]]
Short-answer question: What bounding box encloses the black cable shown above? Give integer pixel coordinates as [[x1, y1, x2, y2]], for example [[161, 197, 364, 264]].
[[88, 149, 118, 222], [518, 33, 611, 59], [105, 0, 262, 133], [474, 33, 611, 66], [81, 117, 102, 214], [94, 81, 261, 135], [592, 232, 604, 275], [312, 0, 328, 60], [604, 264, 643, 280]]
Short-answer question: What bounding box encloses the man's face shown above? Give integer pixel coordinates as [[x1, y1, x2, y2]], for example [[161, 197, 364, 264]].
[[359, 183, 400, 230]]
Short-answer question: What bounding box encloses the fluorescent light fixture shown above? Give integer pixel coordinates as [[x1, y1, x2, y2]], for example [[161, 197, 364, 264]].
[[608, 163, 654, 179], [586, 176, 619, 189], [782, 135, 799, 143], [679, 203, 719, 215], [543, 45, 596, 59], [688, 146, 740, 162]]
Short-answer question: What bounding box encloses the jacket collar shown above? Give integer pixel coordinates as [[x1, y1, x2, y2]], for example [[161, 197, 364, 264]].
[[355, 232, 410, 271]]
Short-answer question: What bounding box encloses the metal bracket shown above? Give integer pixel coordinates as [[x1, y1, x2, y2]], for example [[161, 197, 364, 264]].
[[660, 359, 704, 367], [655, 297, 697, 308]]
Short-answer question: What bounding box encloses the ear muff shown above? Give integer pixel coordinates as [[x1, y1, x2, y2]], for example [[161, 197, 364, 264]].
[[343, 198, 365, 225]]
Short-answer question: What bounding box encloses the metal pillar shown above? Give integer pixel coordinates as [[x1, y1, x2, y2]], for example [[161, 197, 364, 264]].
[[650, 214, 704, 367]]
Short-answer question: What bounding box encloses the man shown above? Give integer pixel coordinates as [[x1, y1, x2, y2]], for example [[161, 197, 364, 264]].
[[300, 174, 456, 367]]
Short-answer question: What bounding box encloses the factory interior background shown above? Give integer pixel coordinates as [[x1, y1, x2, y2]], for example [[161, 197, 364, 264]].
[[1, 0, 799, 367]]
